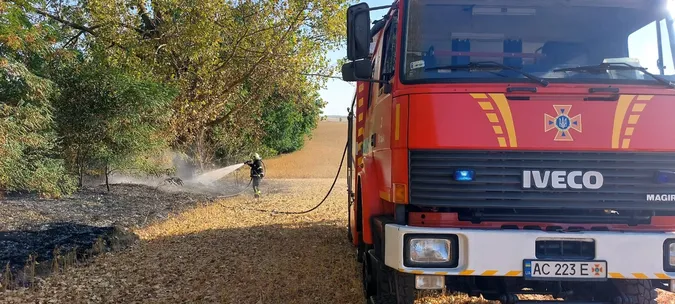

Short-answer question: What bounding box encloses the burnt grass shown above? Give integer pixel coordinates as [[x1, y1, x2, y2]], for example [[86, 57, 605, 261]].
[[0, 180, 249, 289]]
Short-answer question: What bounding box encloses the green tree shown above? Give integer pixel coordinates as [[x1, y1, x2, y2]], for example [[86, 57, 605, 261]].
[[0, 1, 77, 197], [261, 88, 325, 155], [0, 58, 76, 197], [53, 54, 177, 190]]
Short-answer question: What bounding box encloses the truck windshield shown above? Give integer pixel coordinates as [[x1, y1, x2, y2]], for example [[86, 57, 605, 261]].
[[402, 0, 675, 86]]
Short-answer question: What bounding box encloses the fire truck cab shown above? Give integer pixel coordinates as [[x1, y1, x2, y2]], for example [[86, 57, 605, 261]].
[[342, 0, 675, 303]]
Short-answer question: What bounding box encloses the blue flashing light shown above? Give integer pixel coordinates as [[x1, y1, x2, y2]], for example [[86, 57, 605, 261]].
[[454, 169, 475, 181], [655, 170, 675, 184]]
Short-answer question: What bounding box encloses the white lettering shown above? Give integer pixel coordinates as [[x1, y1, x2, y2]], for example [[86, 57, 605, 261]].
[[646, 194, 675, 201], [583, 171, 603, 189], [551, 171, 566, 189], [567, 171, 583, 189], [523, 170, 531, 188], [522, 170, 604, 190], [532, 171, 550, 188]]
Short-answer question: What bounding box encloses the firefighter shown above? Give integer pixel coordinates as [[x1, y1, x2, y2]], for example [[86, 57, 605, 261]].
[[244, 153, 264, 198]]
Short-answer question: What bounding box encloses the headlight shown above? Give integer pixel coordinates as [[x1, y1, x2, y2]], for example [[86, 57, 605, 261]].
[[670, 243, 675, 266], [404, 234, 459, 268], [410, 239, 451, 263]]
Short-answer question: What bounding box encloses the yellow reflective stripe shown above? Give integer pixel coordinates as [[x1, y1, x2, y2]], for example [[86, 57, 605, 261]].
[[497, 137, 507, 147], [486, 113, 499, 123], [611, 95, 635, 148], [489, 93, 518, 148], [478, 101, 494, 110], [627, 114, 640, 124], [632, 273, 649, 279]]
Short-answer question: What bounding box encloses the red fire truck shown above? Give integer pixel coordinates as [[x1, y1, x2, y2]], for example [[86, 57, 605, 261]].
[[342, 0, 675, 303]]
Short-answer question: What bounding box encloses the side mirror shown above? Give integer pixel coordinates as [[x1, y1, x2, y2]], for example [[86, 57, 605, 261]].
[[346, 3, 371, 61], [341, 60, 372, 81]]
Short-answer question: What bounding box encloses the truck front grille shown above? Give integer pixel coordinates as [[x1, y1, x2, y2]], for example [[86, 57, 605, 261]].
[[409, 150, 675, 211]]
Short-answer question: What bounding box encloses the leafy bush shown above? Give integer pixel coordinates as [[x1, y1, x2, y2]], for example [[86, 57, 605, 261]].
[[0, 58, 76, 197]]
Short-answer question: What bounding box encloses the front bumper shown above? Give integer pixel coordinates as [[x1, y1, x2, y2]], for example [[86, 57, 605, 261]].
[[384, 224, 675, 279]]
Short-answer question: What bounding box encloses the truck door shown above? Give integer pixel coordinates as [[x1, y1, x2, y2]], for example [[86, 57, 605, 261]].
[[370, 14, 397, 202]]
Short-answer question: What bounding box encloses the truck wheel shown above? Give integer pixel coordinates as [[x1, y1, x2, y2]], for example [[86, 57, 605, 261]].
[[347, 216, 353, 242], [367, 295, 397, 304], [366, 276, 414, 304], [363, 250, 416, 304], [566, 280, 657, 303], [391, 271, 416, 304], [362, 251, 376, 299], [357, 232, 365, 263], [613, 280, 657, 304]]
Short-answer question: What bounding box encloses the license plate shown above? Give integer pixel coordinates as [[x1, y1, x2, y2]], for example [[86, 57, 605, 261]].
[[523, 260, 607, 280]]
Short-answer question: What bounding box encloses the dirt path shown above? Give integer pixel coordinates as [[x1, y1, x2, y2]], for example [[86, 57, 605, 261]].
[[2, 121, 674, 304]]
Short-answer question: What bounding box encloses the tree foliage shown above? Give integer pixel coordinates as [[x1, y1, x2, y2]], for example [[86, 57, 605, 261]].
[[261, 88, 325, 155], [26, 0, 350, 162], [53, 53, 177, 189], [0, 59, 75, 197], [0, 0, 349, 196]]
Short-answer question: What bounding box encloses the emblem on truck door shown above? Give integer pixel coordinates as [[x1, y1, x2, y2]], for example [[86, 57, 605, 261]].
[[544, 105, 582, 141], [522, 170, 604, 189]]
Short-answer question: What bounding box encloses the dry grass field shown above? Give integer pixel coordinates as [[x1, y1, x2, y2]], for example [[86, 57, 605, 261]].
[[2, 121, 675, 304], [263, 121, 349, 179]]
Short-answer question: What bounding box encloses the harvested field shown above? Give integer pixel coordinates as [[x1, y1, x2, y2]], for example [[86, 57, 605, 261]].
[[263, 121, 348, 179], [2, 121, 675, 303]]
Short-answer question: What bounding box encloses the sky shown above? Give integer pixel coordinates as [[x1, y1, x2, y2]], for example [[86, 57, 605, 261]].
[[317, 0, 675, 116]]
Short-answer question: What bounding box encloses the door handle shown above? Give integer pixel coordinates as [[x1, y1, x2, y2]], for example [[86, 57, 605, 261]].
[[371, 133, 376, 147]]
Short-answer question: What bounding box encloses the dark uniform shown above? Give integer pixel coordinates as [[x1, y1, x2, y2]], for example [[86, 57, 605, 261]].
[[244, 154, 264, 198]]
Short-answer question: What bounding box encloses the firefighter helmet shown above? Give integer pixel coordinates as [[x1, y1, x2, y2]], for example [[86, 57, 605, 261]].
[[253, 153, 261, 160]]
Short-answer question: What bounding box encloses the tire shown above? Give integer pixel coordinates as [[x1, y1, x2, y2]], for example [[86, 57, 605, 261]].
[[565, 280, 657, 303], [347, 223, 353, 243], [367, 295, 397, 304], [613, 280, 658, 304], [363, 251, 376, 299], [363, 250, 416, 304], [391, 271, 415, 304], [357, 232, 365, 263]]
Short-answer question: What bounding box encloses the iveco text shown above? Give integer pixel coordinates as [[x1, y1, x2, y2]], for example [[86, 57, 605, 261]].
[[522, 170, 604, 189]]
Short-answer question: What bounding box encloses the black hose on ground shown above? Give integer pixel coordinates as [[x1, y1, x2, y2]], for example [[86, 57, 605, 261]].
[[246, 95, 356, 215], [216, 178, 252, 199], [245, 140, 348, 215]]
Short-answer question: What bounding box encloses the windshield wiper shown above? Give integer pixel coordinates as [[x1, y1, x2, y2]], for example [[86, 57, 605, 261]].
[[425, 61, 549, 87], [553, 62, 675, 89]]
